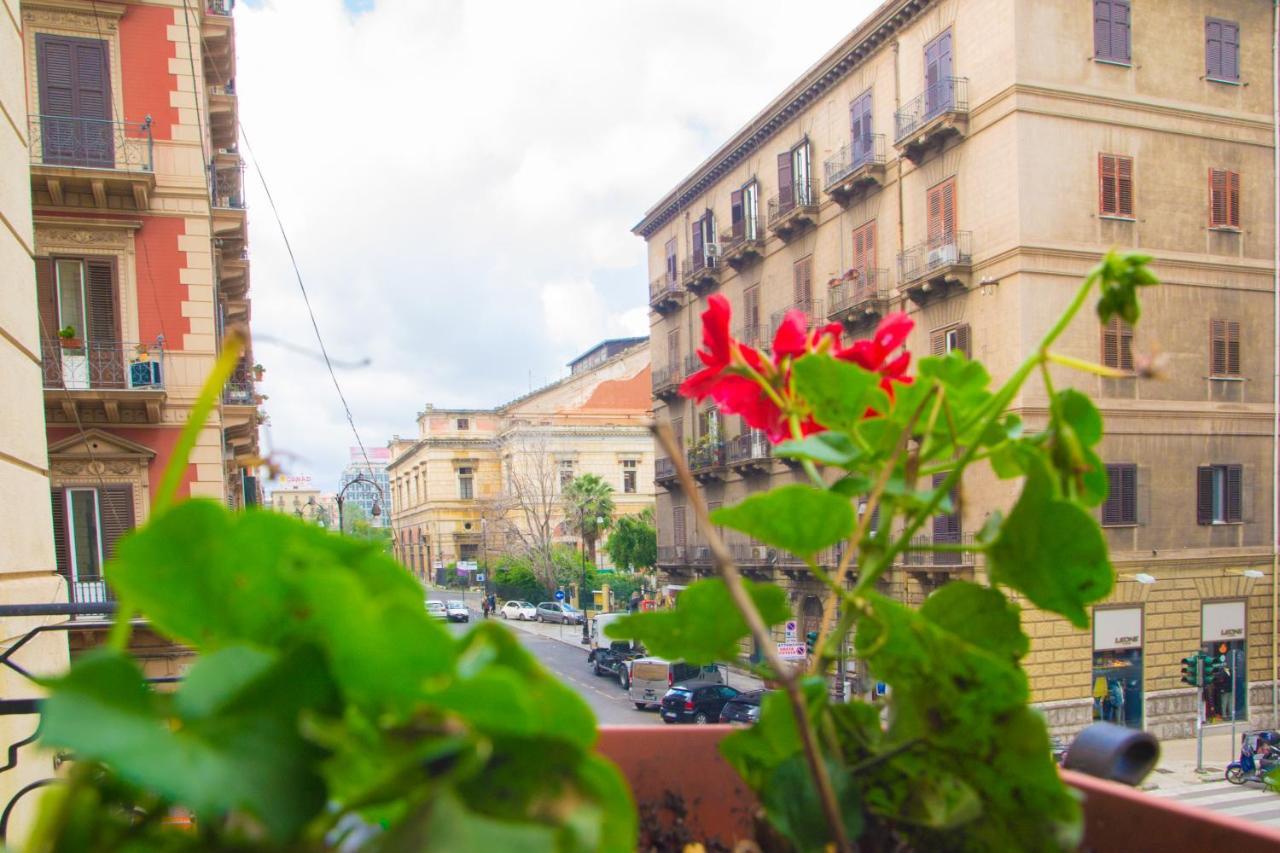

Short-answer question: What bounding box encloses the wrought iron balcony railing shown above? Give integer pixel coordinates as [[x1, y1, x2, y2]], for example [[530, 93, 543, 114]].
[[687, 439, 726, 473], [897, 232, 973, 284], [681, 253, 722, 291], [690, 545, 713, 567], [895, 77, 969, 142], [823, 135, 887, 190], [64, 569, 115, 617], [654, 457, 678, 483], [728, 541, 775, 566], [213, 160, 246, 209], [726, 430, 771, 467], [767, 178, 817, 229], [223, 366, 256, 406], [42, 338, 165, 391], [736, 324, 765, 350], [207, 0, 234, 14], [769, 299, 825, 340], [719, 217, 763, 253], [828, 269, 891, 318], [683, 354, 703, 380], [657, 545, 688, 565], [28, 114, 153, 172], [649, 276, 682, 310], [652, 364, 682, 397], [899, 532, 977, 568]]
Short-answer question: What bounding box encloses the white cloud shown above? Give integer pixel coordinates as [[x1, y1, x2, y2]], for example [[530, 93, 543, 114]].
[[235, 0, 878, 489]]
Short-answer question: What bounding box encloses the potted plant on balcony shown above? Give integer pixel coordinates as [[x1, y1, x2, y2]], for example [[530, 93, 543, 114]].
[[57, 325, 82, 349], [252, 362, 265, 381]]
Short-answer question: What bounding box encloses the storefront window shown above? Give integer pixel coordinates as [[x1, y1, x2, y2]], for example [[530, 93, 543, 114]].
[[1201, 600, 1247, 723], [1092, 607, 1143, 730]]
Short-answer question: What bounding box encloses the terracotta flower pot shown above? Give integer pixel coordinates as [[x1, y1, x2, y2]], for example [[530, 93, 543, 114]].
[[595, 726, 1280, 852]]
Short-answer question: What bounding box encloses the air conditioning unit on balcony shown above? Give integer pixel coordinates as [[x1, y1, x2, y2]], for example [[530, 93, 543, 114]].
[[674, 546, 686, 559], [129, 359, 162, 388], [752, 545, 771, 561], [927, 244, 959, 269]]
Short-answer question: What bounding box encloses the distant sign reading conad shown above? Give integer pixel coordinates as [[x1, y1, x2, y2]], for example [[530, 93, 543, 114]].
[[277, 475, 313, 488]]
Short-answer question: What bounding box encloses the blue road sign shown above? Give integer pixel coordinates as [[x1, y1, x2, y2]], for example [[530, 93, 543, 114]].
[[555, 590, 565, 601]]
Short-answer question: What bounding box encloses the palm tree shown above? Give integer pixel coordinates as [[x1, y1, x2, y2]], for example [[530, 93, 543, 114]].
[[562, 473, 615, 568]]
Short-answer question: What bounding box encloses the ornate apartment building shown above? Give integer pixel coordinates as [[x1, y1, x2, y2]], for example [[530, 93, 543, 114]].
[[21, 0, 260, 660], [389, 340, 653, 579], [636, 0, 1276, 738]]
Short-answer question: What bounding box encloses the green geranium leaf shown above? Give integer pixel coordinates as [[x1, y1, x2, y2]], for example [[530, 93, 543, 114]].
[[793, 354, 889, 430], [920, 582, 1029, 662], [604, 578, 789, 664], [775, 432, 861, 467], [388, 792, 558, 852], [173, 644, 276, 720], [721, 678, 827, 790], [712, 485, 854, 556], [1057, 389, 1102, 446], [988, 455, 1113, 627], [762, 756, 863, 852]]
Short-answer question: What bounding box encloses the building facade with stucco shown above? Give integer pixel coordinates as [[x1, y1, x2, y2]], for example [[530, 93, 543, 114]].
[[635, 0, 1275, 738], [389, 340, 654, 579]]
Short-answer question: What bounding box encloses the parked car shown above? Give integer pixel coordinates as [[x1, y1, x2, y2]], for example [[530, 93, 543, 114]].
[[719, 689, 767, 724], [536, 602, 584, 624], [661, 682, 741, 724], [445, 601, 470, 623], [628, 657, 724, 709], [500, 600, 538, 620], [589, 640, 644, 681], [425, 600, 447, 620]]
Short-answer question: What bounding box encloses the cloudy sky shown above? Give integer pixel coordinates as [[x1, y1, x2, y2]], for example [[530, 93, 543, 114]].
[[237, 0, 877, 489]]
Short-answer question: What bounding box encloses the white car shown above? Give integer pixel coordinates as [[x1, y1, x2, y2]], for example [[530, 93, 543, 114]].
[[445, 601, 470, 623], [501, 600, 537, 621], [426, 600, 448, 620]]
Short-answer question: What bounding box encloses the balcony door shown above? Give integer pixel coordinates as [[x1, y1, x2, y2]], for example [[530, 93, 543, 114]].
[[37, 34, 113, 167], [852, 221, 876, 284], [51, 485, 135, 604], [924, 30, 953, 119], [850, 92, 873, 165], [931, 473, 962, 566], [926, 178, 956, 250], [37, 256, 122, 389], [792, 141, 812, 205]]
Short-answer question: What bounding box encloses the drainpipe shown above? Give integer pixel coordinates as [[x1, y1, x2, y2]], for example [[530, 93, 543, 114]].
[[1271, 0, 1278, 727], [893, 40, 905, 261]]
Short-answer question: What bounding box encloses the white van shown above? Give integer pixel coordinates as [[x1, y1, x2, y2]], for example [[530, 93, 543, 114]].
[[627, 657, 724, 710]]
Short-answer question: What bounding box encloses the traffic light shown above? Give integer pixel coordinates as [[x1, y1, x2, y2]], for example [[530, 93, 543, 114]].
[[1180, 655, 1200, 687], [805, 630, 819, 657]]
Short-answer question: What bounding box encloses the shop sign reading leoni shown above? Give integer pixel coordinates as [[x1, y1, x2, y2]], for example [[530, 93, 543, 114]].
[[1202, 600, 1247, 642], [1093, 608, 1142, 651]]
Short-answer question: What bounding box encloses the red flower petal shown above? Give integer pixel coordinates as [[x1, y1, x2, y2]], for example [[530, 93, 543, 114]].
[[771, 311, 809, 359], [872, 312, 913, 353], [698, 294, 734, 369]]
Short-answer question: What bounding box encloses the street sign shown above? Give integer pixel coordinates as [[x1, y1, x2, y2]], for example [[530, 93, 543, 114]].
[[476, 573, 485, 583], [777, 643, 807, 660], [784, 620, 798, 641], [456, 561, 477, 572], [555, 590, 566, 601]]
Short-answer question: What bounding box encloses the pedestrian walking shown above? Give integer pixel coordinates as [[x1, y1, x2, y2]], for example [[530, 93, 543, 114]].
[[482, 598, 491, 619]]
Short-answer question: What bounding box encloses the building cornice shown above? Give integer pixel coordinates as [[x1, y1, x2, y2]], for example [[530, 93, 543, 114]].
[[631, 0, 932, 239]]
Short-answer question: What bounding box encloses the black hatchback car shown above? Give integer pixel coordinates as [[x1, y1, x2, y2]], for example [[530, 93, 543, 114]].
[[660, 681, 740, 724], [719, 689, 767, 724]]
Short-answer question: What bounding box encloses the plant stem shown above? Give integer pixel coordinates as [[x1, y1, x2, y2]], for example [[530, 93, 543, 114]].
[[652, 422, 852, 853]]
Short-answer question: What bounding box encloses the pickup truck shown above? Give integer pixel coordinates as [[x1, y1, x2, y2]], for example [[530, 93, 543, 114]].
[[586, 611, 644, 687]]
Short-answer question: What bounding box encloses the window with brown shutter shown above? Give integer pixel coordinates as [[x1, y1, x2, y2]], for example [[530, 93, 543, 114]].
[[1101, 464, 1137, 525], [852, 221, 875, 277], [1101, 317, 1134, 372], [50, 487, 69, 576], [793, 256, 813, 306], [36, 34, 114, 167], [1093, 0, 1131, 63], [930, 324, 970, 358], [926, 178, 956, 248], [931, 473, 961, 565], [666, 328, 680, 371], [673, 506, 687, 548], [98, 485, 136, 560], [1210, 319, 1241, 376], [664, 238, 677, 284], [730, 189, 744, 238], [1197, 464, 1242, 524], [1205, 18, 1240, 82], [671, 417, 684, 453], [777, 151, 794, 210], [743, 286, 760, 346], [1099, 154, 1134, 217], [1209, 169, 1241, 228]]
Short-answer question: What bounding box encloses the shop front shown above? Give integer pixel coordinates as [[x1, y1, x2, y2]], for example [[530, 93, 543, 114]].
[[1201, 600, 1248, 723], [1092, 607, 1144, 729]]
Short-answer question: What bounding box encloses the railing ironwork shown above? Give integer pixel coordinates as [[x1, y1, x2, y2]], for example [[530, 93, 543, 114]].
[[652, 364, 682, 396], [213, 160, 245, 209], [687, 439, 726, 472], [719, 216, 763, 253], [728, 541, 775, 566], [900, 532, 977, 567], [657, 545, 688, 565], [649, 276, 682, 308], [769, 300, 825, 339], [28, 114, 153, 172], [767, 178, 817, 227], [41, 339, 164, 391], [207, 0, 234, 14], [223, 365, 256, 405], [828, 269, 891, 317], [726, 430, 771, 466], [654, 457, 678, 482], [895, 77, 969, 142], [823, 134, 886, 189], [897, 231, 973, 284]]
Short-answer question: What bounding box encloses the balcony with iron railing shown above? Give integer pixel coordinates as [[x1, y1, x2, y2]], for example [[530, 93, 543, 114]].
[[222, 365, 257, 408], [769, 299, 825, 341], [681, 252, 722, 295], [897, 231, 973, 303], [823, 134, 887, 204], [213, 158, 246, 210], [687, 438, 727, 481], [656, 545, 689, 568], [766, 178, 818, 240], [652, 363, 683, 400], [726, 430, 772, 472], [689, 545, 713, 571], [735, 323, 766, 351], [899, 532, 977, 569], [728, 540, 775, 577], [649, 276, 682, 313], [63, 569, 115, 618], [27, 114, 155, 209], [208, 82, 238, 150], [41, 338, 166, 423], [827, 269, 891, 326], [207, 0, 234, 13], [718, 218, 764, 270], [894, 77, 969, 164], [654, 457, 679, 488]]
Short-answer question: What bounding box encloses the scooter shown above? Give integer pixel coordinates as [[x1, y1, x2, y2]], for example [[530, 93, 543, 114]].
[[1225, 730, 1280, 784]]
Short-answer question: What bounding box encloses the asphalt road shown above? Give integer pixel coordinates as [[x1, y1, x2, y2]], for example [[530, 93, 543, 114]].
[[429, 590, 661, 726]]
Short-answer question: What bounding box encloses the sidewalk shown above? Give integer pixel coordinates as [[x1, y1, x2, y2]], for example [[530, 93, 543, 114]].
[[1145, 728, 1252, 790], [501, 616, 766, 692]]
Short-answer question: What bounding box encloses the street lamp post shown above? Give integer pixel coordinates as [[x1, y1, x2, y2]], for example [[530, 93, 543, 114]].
[[336, 473, 384, 536], [581, 514, 603, 643]]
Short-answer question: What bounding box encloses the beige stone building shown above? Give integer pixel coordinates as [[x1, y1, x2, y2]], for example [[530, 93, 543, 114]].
[[636, 0, 1276, 738], [389, 339, 654, 580], [267, 477, 339, 529]]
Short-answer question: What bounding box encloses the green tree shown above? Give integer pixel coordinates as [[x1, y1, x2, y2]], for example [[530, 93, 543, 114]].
[[492, 554, 549, 602], [562, 473, 615, 568], [341, 504, 393, 554], [605, 508, 657, 570]]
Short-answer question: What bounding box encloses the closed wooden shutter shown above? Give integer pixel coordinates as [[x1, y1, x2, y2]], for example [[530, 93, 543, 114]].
[[691, 214, 704, 269], [953, 324, 970, 358], [1225, 464, 1243, 523], [667, 328, 679, 369], [850, 91, 872, 155], [673, 506, 687, 548], [1102, 464, 1137, 525], [1209, 169, 1241, 228], [924, 30, 952, 115], [927, 179, 955, 247], [1196, 466, 1214, 525], [744, 286, 760, 343], [1210, 319, 1241, 376], [35, 258, 61, 387], [86, 256, 121, 387], [852, 221, 875, 275], [665, 238, 677, 284], [1221, 20, 1239, 81], [50, 488, 70, 576], [1099, 155, 1133, 217], [672, 417, 684, 453], [1116, 156, 1133, 216], [1095, 0, 1131, 62], [730, 189, 744, 238], [1101, 317, 1134, 371], [36, 34, 112, 166], [793, 256, 812, 305], [98, 485, 136, 561], [1207, 18, 1240, 81], [777, 152, 793, 209]]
